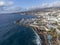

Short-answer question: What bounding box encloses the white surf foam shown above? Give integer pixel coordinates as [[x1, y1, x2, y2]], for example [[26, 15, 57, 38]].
[[32, 28, 41, 45]]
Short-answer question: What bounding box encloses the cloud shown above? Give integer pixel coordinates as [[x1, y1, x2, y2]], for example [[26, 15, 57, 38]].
[[40, 1, 60, 8], [1, 0, 60, 13], [50, 1, 60, 7], [0, 1, 14, 13], [29, 1, 60, 10], [0, 1, 14, 6], [0, 1, 23, 14], [0, 1, 5, 6], [0, 1, 22, 14]]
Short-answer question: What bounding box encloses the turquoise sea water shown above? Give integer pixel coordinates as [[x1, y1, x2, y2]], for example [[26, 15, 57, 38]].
[[0, 13, 41, 45]]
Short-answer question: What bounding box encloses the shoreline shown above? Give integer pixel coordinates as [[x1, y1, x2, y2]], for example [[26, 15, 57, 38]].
[[16, 21, 50, 45], [16, 15, 60, 45]]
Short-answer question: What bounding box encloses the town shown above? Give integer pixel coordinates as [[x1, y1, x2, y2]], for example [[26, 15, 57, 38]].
[[17, 9, 60, 45]]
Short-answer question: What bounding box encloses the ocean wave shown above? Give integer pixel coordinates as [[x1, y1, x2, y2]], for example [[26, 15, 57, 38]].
[[32, 28, 41, 45]]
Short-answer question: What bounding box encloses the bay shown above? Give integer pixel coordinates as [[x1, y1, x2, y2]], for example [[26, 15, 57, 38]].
[[0, 13, 41, 45]]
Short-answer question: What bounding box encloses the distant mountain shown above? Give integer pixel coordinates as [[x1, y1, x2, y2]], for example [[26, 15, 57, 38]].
[[19, 7, 60, 15], [27, 7, 60, 12], [2, 7, 60, 15]]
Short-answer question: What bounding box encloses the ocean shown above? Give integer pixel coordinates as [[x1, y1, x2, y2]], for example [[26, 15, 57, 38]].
[[0, 13, 41, 45]]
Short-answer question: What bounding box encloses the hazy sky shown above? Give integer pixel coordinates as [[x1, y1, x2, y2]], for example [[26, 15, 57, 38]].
[[16, 0, 60, 8], [0, 0, 60, 13], [1, 0, 60, 8]]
